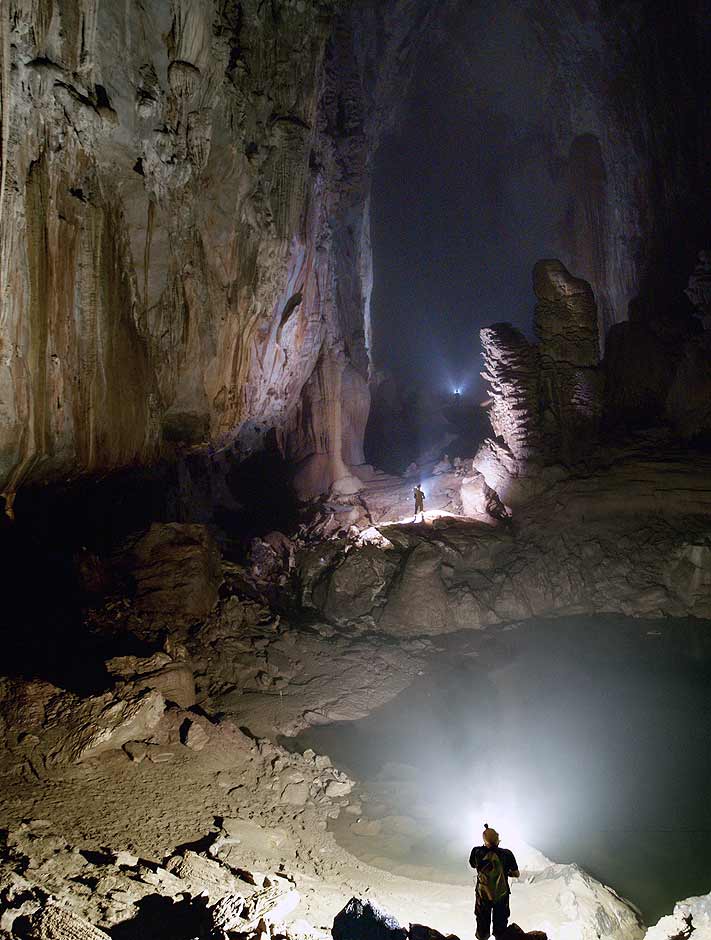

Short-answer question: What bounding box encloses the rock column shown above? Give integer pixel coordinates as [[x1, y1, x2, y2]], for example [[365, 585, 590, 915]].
[[533, 260, 604, 463]]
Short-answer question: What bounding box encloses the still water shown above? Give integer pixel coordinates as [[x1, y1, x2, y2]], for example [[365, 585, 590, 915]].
[[288, 616, 711, 925]]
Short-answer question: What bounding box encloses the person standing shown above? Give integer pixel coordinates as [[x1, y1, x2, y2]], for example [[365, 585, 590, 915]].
[[413, 484, 425, 521], [469, 824, 520, 940]]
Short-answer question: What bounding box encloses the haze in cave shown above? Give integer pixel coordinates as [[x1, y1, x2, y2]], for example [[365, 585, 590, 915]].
[[0, 3, 710, 940]]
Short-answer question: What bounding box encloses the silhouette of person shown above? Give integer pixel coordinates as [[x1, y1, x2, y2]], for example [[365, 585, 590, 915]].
[[413, 484, 425, 522], [469, 824, 520, 940]]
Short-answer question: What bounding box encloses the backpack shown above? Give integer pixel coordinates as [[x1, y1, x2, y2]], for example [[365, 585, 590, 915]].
[[477, 848, 508, 902]]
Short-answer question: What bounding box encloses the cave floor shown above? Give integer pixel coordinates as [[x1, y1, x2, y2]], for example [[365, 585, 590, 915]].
[[0, 712, 478, 937]]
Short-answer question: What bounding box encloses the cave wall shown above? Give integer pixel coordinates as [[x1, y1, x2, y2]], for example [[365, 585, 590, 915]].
[[528, 0, 711, 338], [0, 0, 439, 502], [2, 0, 709, 505]]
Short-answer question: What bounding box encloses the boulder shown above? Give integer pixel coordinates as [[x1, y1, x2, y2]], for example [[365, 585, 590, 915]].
[[460, 472, 509, 521], [128, 523, 222, 621], [409, 927, 461, 940], [242, 881, 301, 928], [377, 543, 451, 636], [312, 546, 400, 623], [45, 687, 166, 764], [498, 926, 548, 940], [165, 850, 241, 903], [644, 890, 711, 940], [181, 717, 211, 751], [107, 653, 196, 709], [333, 898, 408, 940], [26, 901, 111, 939], [210, 894, 247, 935]]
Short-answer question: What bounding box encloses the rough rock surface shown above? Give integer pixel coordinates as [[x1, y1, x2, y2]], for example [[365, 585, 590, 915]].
[[686, 251, 711, 328], [301, 449, 711, 636], [0, 817, 642, 940], [474, 262, 604, 507], [126, 522, 222, 622], [644, 890, 711, 940], [332, 898, 408, 940], [0, 0, 442, 501], [533, 260, 603, 462], [0, 677, 166, 768]]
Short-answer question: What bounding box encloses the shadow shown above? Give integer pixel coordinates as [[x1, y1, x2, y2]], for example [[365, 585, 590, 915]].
[[171, 834, 218, 856], [110, 895, 208, 940]]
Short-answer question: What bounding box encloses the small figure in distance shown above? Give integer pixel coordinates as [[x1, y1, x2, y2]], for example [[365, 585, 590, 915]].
[[469, 823, 520, 940], [413, 483, 425, 522]]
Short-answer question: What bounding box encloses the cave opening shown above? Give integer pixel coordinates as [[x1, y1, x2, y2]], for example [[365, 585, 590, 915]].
[[366, 2, 561, 472]]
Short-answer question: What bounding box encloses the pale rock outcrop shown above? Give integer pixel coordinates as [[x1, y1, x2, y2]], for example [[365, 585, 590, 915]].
[[479, 324, 542, 463], [474, 323, 544, 507], [475, 262, 604, 507], [644, 891, 711, 940], [0, 676, 166, 767]]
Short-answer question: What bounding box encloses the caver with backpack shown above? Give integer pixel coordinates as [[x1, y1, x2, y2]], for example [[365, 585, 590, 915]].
[[469, 824, 520, 940]]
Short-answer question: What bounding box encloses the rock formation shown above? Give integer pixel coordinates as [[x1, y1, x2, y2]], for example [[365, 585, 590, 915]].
[[0, 0, 439, 504], [533, 260, 603, 462], [686, 251, 711, 328], [644, 890, 711, 940], [474, 323, 543, 506], [474, 261, 603, 506]]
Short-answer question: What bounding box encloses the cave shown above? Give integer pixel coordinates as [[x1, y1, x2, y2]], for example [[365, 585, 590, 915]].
[[0, 3, 710, 940]]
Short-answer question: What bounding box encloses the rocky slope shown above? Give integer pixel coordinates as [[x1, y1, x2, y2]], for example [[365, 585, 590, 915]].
[[0, 521, 649, 940]]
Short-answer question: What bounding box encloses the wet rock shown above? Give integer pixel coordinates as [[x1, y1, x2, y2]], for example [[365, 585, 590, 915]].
[[324, 779, 353, 799], [644, 890, 711, 939], [332, 898, 408, 940]]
